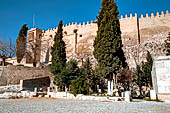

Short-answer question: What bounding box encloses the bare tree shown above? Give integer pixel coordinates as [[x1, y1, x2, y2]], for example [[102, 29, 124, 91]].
[[117, 68, 136, 91], [0, 38, 16, 65]]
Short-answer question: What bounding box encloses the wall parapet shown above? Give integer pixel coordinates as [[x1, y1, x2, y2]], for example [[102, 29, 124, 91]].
[[44, 10, 170, 34], [45, 20, 97, 33], [140, 10, 169, 19], [120, 13, 137, 19], [120, 10, 169, 20], [63, 20, 96, 27]]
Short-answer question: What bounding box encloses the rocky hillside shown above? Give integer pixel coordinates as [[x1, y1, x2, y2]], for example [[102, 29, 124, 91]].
[[124, 33, 167, 68]]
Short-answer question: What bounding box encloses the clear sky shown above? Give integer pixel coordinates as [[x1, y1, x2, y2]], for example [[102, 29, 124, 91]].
[[0, 0, 170, 43]]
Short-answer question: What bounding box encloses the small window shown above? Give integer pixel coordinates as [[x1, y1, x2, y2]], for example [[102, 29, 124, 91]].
[[64, 31, 67, 35], [80, 35, 82, 37]]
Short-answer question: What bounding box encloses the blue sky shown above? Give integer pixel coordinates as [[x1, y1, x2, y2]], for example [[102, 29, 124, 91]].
[[0, 0, 170, 43]]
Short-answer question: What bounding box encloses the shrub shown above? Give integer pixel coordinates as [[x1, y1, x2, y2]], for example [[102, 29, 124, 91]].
[[71, 77, 89, 96]]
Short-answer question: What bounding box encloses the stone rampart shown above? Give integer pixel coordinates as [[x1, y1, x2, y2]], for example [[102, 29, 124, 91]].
[[27, 10, 170, 68], [120, 13, 139, 45], [0, 65, 54, 86], [139, 11, 170, 29]]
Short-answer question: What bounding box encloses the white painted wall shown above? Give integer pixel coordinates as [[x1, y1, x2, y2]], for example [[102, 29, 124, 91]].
[[152, 56, 170, 94]]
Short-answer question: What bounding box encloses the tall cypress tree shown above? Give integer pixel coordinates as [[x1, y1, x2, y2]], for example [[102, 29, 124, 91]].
[[16, 24, 28, 63], [93, 0, 127, 80], [51, 20, 66, 75]]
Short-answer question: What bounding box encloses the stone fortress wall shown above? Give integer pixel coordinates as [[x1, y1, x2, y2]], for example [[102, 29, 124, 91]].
[[27, 10, 170, 68]]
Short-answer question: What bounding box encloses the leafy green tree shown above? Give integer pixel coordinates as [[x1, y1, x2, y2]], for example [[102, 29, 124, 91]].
[[135, 51, 153, 96], [55, 59, 81, 91], [81, 58, 93, 83], [93, 0, 127, 80], [141, 51, 153, 87], [80, 57, 95, 93], [16, 24, 28, 63], [81, 58, 92, 76], [64, 59, 81, 88], [93, 66, 106, 93], [164, 32, 170, 56], [136, 64, 143, 96], [71, 77, 89, 96], [51, 20, 66, 76]]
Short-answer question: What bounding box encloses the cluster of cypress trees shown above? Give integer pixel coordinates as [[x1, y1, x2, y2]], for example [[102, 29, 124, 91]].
[[50, 0, 128, 94], [43, 0, 156, 95], [14, 0, 156, 96], [13, 0, 159, 97]]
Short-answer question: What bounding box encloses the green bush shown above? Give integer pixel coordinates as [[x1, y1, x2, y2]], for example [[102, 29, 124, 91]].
[[71, 77, 89, 96]]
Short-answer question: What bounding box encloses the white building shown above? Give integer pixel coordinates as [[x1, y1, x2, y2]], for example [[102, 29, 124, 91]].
[[152, 56, 170, 100]]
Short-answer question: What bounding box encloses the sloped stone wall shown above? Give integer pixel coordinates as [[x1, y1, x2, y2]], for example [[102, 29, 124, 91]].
[[0, 65, 54, 86]]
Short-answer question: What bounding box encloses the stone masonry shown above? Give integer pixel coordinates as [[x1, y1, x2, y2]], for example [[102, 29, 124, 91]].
[[0, 65, 54, 86], [27, 10, 170, 68]]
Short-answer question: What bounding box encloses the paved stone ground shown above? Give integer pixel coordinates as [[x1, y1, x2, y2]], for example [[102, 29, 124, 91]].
[[0, 98, 170, 113]]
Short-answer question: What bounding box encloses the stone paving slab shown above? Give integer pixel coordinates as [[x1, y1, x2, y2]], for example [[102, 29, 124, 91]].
[[0, 98, 170, 113]]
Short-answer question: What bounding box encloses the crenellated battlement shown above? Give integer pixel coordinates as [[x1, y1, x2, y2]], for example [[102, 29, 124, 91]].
[[43, 20, 98, 34], [63, 20, 97, 28], [41, 10, 170, 37], [42, 10, 170, 42], [140, 10, 169, 19], [120, 10, 170, 20], [120, 13, 138, 19]]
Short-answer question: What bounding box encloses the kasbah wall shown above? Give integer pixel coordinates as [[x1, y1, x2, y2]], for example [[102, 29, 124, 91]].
[[27, 10, 170, 69]]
